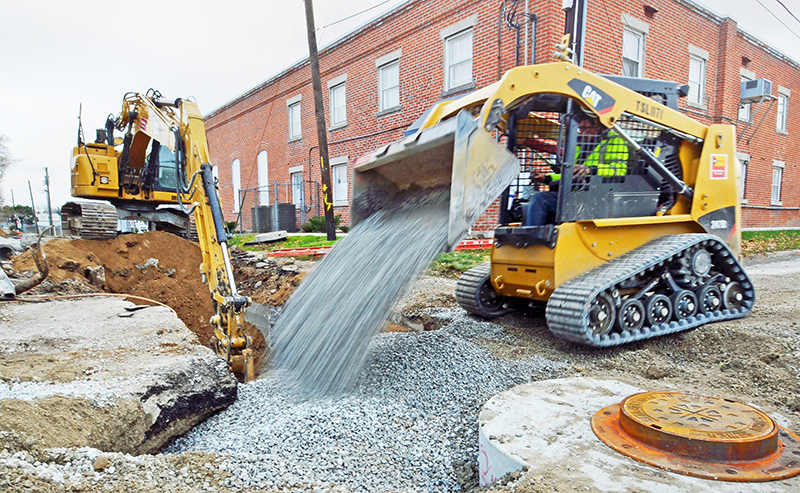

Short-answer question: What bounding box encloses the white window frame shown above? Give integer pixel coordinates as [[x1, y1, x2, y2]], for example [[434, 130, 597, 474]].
[[328, 74, 347, 129], [777, 86, 790, 134], [330, 156, 349, 206], [287, 94, 302, 140], [687, 45, 708, 108], [441, 16, 476, 93], [376, 50, 401, 112], [739, 68, 756, 123], [257, 150, 269, 205], [231, 158, 241, 213], [771, 160, 784, 206], [736, 152, 749, 203], [289, 165, 303, 207], [621, 14, 648, 78]]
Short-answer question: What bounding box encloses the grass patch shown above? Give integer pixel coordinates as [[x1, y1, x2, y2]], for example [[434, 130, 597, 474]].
[[230, 234, 340, 253], [742, 230, 800, 256], [427, 250, 491, 278]]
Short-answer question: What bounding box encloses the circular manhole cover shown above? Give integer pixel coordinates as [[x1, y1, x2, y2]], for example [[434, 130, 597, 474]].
[[592, 392, 800, 482]]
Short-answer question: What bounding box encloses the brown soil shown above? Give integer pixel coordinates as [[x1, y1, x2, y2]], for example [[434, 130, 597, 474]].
[[9, 232, 305, 358]]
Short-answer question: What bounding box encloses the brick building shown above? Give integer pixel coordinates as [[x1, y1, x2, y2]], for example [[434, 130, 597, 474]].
[[205, 0, 799, 232]]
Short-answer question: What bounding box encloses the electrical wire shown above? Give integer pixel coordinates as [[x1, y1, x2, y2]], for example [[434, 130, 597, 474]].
[[316, 0, 397, 31], [774, 0, 800, 25], [753, 0, 800, 42]]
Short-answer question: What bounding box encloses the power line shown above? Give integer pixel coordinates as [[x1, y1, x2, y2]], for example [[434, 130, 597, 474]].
[[774, 0, 800, 25], [316, 0, 396, 31], [753, 0, 800, 42]]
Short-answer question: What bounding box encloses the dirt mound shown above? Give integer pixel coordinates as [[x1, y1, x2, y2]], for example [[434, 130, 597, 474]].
[[10, 232, 303, 351]]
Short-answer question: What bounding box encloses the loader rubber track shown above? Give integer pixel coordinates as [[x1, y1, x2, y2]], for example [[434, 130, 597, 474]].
[[456, 263, 512, 318], [62, 202, 118, 240], [546, 233, 754, 347]]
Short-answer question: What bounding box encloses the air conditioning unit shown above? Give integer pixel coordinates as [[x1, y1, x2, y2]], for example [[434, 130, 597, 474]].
[[740, 78, 772, 102]]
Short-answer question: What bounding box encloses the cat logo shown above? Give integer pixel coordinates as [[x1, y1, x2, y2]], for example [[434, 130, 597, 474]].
[[582, 85, 603, 107], [567, 79, 615, 115]]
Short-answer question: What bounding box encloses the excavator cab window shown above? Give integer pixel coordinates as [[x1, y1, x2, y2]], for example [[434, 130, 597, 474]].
[[155, 145, 179, 192]]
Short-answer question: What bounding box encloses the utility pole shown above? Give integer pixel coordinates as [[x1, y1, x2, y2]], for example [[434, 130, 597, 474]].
[[44, 167, 54, 233], [27, 180, 40, 235], [303, 0, 336, 241], [10, 189, 15, 207], [562, 0, 587, 66]]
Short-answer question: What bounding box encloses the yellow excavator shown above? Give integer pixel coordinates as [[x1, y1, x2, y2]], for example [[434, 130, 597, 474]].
[[67, 91, 255, 379], [353, 44, 753, 346]]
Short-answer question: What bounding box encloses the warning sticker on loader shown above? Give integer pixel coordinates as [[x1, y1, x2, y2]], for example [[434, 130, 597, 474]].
[[710, 154, 728, 180]]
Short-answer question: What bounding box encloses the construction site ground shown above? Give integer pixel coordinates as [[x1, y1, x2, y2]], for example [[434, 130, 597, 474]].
[[1, 232, 799, 492]]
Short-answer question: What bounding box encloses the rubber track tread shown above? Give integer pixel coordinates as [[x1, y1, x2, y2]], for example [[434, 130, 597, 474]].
[[456, 263, 493, 317], [546, 234, 755, 347]]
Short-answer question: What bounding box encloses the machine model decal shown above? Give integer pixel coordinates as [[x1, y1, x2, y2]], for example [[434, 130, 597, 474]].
[[568, 79, 615, 115], [634, 99, 664, 120], [710, 154, 728, 180]]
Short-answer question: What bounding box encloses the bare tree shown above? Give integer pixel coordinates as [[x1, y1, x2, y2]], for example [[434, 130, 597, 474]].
[[0, 134, 16, 204]]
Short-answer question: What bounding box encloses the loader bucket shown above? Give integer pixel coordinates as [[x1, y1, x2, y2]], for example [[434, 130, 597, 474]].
[[352, 110, 519, 249]]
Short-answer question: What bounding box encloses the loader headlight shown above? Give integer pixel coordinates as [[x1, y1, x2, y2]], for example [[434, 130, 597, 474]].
[[484, 99, 506, 131]]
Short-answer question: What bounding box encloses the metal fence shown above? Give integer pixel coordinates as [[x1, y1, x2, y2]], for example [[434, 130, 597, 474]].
[[235, 180, 321, 233]]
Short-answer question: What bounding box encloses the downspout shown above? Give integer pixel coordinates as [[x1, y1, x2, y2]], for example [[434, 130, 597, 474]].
[[498, 1, 506, 80]]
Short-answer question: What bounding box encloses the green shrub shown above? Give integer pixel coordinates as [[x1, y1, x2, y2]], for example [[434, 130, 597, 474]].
[[301, 214, 342, 233]]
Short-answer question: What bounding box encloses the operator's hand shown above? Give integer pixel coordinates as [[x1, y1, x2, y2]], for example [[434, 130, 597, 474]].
[[531, 169, 550, 183], [574, 164, 591, 176]]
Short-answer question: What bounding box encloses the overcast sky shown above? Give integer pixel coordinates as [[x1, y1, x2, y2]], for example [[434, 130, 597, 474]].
[[1, 0, 798, 212]]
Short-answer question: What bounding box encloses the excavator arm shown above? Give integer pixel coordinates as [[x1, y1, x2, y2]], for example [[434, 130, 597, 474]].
[[73, 92, 254, 381]]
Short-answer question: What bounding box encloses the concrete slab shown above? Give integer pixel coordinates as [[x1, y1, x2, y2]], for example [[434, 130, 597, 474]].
[[478, 377, 800, 492], [0, 297, 237, 454], [247, 230, 288, 245]]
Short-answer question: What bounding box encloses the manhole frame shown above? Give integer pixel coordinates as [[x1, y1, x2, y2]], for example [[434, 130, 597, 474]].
[[592, 391, 800, 482]]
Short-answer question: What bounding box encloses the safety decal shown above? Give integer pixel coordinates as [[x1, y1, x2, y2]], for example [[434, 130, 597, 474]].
[[710, 154, 728, 180], [567, 79, 615, 115], [140, 117, 148, 131]]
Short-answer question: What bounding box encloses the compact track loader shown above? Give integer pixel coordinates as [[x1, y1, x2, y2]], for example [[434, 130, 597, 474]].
[[353, 60, 753, 346]]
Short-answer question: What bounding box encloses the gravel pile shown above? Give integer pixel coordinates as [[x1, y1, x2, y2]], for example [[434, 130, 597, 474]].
[[164, 308, 567, 492]]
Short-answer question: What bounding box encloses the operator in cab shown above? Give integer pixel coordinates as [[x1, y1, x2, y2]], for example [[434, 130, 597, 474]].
[[523, 129, 631, 226]]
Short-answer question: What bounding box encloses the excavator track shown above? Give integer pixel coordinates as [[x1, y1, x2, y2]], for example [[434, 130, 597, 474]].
[[546, 233, 754, 347], [61, 202, 118, 240]]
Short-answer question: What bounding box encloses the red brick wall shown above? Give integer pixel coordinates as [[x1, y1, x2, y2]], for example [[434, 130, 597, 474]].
[[205, 0, 800, 232]]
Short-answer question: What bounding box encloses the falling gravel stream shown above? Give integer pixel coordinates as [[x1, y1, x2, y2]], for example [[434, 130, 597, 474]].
[[270, 187, 452, 396]]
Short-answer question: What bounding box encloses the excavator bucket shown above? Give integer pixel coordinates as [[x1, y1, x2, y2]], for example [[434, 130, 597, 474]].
[[352, 110, 519, 249]]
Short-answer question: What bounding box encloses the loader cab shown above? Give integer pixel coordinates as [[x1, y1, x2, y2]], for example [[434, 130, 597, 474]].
[[497, 94, 683, 245]]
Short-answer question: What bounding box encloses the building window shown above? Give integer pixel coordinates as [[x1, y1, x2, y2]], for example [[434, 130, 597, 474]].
[[739, 69, 755, 122], [287, 94, 302, 140], [687, 46, 708, 108], [737, 153, 749, 202], [290, 165, 303, 207], [622, 28, 644, 77], [231, 158, 241, 213], [331, 157, 348, 206], [257, 150, 269, 205], [621, 14, 648, 78], [328, 74, 347, 128], [445, 29, 473, 90], [777, 87, 789, 133], [688, 56, 705, 106], [771, 160, 784, 206], [379, 60, 400, 111]]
